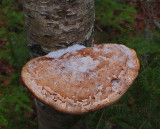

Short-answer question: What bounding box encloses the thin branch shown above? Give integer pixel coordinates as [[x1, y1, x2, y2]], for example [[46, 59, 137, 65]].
[[139, 119, 148, 129], [95, 24, 103, 32], [95, 109, 105, 129], [153, 19, 160, 30]]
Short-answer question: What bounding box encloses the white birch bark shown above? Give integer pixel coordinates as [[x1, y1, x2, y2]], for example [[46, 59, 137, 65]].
[[23, 0, 94, 57]]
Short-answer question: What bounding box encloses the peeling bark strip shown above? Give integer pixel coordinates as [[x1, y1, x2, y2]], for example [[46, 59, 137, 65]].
[[23, 0, 94, 54]]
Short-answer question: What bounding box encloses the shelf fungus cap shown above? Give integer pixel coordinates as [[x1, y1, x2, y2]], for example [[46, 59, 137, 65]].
[[21, 44, 140, 114]]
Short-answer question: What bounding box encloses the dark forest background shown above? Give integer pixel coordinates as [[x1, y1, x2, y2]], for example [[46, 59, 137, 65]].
[[0, 0, 160, 129]]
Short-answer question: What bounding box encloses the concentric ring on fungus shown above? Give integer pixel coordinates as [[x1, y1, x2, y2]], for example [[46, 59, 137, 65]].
[[21, 43, 140, 114]]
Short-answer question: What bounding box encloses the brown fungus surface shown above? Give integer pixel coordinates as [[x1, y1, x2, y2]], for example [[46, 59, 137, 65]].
[[21, 44, 140, 114]]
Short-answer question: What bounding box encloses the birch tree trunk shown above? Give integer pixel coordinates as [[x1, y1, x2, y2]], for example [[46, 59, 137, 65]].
[[23, 0, 94, 57], [23, 0, 94, 128]]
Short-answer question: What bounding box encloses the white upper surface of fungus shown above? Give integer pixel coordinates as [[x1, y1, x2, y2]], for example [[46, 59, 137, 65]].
[[45, 44, 86, 58]]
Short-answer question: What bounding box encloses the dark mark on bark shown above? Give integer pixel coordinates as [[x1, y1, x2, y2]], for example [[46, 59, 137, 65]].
[[44, 34, 52, 38], [28, 15, 35, 19], [32, 33, 38, 37], [40, 13, 53, 19], [66, 14, 77, 19], [54, 24, 59, 29], [57, 10, 68, 17], [28, 44, 47, 57]]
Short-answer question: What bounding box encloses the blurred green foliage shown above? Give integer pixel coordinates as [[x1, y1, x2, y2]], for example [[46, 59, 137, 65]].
[[95, 0, 137, 32], [88, 0, 160, 129], [0, 0, 38, 128], [0, 0, 160, 129]]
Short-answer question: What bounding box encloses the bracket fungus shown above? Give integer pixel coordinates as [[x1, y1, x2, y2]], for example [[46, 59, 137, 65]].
[[21, 43, 140, 114]]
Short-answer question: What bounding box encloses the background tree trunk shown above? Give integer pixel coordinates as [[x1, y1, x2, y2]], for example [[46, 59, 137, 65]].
[[23, 0, 94, 128]]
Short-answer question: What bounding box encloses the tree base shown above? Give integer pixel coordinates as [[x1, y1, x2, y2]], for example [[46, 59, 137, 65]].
[[35, 99, 88, 129]]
